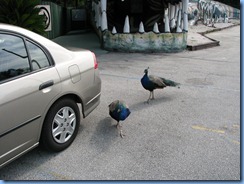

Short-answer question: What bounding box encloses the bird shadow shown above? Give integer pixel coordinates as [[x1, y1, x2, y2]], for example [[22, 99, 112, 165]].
[[130, 95, 174, 112], [89, 117, 119, 152]]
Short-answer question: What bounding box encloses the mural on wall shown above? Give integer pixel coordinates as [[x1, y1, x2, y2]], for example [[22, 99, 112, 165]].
[[188, 0, 240, 26], [88, 0, 239, 52], [197, 0, 240, 25]]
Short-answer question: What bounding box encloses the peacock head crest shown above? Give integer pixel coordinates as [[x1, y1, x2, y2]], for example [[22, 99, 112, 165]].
[[144, 67, 149, 74]]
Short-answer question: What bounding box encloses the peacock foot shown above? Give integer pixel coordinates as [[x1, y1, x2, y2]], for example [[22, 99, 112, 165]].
[[145, 100, 150, 104], [116, 123, 122, 129], [120, 130, 125, 138]]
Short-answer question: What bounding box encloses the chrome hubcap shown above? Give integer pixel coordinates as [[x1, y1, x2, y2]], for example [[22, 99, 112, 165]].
[[52, 106, 76, 143]]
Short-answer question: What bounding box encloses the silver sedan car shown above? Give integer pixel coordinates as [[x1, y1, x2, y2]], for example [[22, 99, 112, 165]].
[[0, 24, 101, 168]]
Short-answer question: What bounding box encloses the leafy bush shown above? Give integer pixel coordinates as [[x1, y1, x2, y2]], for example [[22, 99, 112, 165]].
[[0, 0, 46, 35]]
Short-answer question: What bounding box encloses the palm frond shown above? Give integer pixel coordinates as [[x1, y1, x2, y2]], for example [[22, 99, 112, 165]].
[[0, 0, 46, 36]]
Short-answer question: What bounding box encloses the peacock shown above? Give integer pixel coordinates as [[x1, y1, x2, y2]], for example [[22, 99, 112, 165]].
[[141, 67, 180, 103], [108, 100, 131, 138]]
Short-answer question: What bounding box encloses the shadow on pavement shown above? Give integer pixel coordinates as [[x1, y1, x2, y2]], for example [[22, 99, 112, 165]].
[[52, 29, 109, 56]]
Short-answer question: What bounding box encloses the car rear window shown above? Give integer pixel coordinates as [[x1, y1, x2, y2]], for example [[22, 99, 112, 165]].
[[26, 40, 50, 71], [0, 34, 30, 81]]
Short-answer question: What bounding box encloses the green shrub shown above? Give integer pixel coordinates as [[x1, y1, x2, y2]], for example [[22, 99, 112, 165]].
[[0, 0, 46, 35]]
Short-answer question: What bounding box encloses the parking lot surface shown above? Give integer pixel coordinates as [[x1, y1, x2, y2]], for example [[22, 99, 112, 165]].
[[0, 26, 240, 180]]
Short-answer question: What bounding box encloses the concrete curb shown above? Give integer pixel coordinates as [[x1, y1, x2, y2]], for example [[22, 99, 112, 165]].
[[187, 40, 220, 51], [187, 23, 240, 51]]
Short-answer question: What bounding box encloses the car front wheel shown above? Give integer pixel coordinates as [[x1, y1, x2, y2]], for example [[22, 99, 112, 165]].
[[40, 98, 80, 152]]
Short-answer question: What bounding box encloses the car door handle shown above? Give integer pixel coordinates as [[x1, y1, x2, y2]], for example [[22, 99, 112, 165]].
[[39, 80, 54, 90]]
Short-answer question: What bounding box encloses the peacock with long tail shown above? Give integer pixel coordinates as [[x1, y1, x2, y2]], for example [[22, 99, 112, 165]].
[[141, 67, 180, 103]]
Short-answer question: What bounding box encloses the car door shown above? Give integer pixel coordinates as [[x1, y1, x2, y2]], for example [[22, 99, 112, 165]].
[[0, 32, 61, 167]]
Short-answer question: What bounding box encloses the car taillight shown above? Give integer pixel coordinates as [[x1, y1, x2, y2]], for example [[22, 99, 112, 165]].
[[91, 52, 98, 69]]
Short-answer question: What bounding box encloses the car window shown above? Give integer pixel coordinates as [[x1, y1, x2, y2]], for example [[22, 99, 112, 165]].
[[0, 34, 30, 81], [26, 41, 50, 71]]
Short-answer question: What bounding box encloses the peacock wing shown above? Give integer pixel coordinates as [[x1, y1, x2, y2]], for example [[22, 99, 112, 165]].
[[149, 75, 167, 88]]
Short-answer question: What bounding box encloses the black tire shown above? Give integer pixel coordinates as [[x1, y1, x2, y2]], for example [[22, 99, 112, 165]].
[[40, 98, 80, 152]]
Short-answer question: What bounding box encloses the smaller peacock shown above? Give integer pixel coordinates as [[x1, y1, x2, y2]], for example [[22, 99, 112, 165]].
[[141, 67, 180, 103], [108, 100, 131, 138]]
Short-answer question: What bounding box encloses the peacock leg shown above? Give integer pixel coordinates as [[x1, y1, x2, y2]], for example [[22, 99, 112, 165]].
[[120, 129, 125, 138], [117, 122, 125, 138], [151, 91, 155, 100], [147, 92, 152, 103]]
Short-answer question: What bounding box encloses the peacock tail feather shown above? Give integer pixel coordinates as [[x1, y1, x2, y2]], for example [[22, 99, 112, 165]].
[[161, 78, 180, 87]]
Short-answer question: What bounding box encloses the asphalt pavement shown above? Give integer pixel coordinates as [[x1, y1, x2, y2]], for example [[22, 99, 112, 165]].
[[0, 24, 240, 180]]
